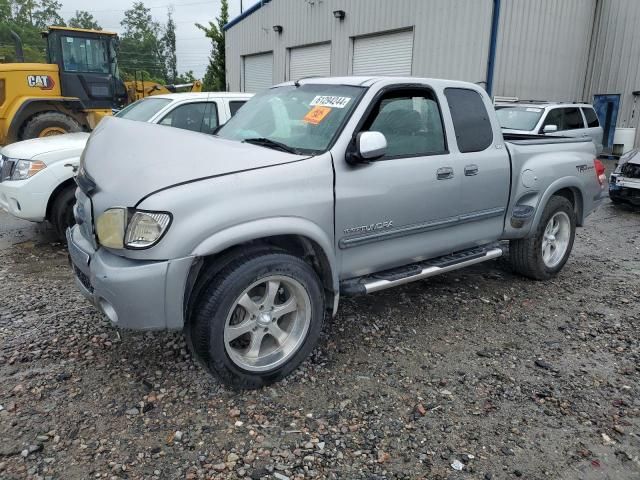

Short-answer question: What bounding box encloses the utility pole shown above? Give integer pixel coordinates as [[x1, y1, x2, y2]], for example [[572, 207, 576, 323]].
[[240, 0, 243, 13]]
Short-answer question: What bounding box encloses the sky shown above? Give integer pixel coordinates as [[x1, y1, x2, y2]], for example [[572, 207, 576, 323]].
[[56, 0, 257, 79]]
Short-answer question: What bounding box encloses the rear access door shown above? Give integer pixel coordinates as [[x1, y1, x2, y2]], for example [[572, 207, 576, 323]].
[[443, 87, 511, 241]]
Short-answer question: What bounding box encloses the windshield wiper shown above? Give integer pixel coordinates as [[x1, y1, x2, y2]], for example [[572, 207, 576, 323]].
[[243, 137, 298, 154]]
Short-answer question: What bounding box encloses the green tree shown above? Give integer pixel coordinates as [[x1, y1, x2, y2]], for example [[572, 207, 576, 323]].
[[119, 1, 166, 82], [196, 0, 228, 91], [176, 70, 196, 84], [68, 10, 100, 30], [162, 7, 177, 83], [32, 0, 64, 28]]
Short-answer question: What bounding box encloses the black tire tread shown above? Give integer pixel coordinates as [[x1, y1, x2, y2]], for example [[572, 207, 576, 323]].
[[509, 196, 575, 281], [188, 248, 324, 389], [22, 112, 82, 140], [50, 185, 76, 242]]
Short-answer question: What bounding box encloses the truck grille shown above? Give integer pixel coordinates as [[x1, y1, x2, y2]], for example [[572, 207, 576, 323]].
[[0, 155, 14, 182], [621, 162, 640, 179]]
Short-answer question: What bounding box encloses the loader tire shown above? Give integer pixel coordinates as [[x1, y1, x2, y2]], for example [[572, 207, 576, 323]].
[[22, 112, 82, 140]]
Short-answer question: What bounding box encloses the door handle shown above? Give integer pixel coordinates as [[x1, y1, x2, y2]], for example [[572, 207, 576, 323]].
[[436, 167, 454, 180], [464, 164, 479, 176]]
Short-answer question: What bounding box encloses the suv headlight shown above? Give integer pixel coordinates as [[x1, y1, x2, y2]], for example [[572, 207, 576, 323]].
[[10, 159, 46, 180], [96, 208, 171, 249]]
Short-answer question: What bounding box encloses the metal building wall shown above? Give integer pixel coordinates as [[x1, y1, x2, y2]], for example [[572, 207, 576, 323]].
[[584, 0, 640, 145], [491, 0, 597, 101], [224, 0, 493, 92]]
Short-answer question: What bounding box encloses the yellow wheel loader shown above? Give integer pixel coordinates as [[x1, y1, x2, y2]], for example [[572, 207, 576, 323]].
[[0, 26, 128, 145]]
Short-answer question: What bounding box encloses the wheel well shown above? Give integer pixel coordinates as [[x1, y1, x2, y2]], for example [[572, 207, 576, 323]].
[[186, 235, 335, 322], [46, 178, 76, 221], [552, 187, 584, 226], [11, 100, 88, 141]]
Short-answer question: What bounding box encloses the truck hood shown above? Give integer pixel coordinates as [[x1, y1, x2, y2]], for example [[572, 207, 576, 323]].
[[1, 132, 90, 164], [81, 116, 311, 207]]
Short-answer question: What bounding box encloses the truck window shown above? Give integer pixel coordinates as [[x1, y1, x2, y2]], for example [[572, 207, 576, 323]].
[[444, 88, 493, 153], [362, 89, 446, 158], [542, 108, 564, 131], [582, 107, 600, 127], [563, 108, 584, 130], [159, 102, 211, 133], [61, 36, 109, 74], [229, 101, 246, 116]]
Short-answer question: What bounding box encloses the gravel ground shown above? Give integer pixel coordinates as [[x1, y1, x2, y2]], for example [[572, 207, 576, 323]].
[[1, 197, 639, 480]]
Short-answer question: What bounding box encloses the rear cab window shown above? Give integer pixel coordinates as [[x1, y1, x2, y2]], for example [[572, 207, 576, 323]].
[[444, 88, 493, 152], [582, 107, 600, 127]]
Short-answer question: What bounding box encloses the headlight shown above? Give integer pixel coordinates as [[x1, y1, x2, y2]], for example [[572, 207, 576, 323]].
[[125, 211, 171, 248], [96, 208, 171, 249], [10, 159, 46, 180], [96, 208, 126, 249]]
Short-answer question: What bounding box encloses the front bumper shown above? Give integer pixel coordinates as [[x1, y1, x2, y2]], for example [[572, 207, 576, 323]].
[[67, 225, 194, 330], [0, 179, 48, 221], [609, 173, 640, 205]]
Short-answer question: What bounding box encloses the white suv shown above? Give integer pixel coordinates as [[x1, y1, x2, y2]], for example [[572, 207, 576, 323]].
[[495, 101, 603, 154]]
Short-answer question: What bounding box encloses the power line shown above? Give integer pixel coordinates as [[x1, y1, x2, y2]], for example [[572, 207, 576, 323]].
[[59, 0, 220, 15]]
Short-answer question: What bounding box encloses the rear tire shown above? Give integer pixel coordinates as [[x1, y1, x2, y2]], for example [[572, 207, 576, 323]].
[[22, 112, 82, 140], [188, 250, 325, 389], [509, 196, 576, 280], [50, 185, 76, 242]]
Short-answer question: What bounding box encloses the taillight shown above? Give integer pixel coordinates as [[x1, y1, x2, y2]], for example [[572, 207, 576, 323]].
[[594, 158, 606, 186]]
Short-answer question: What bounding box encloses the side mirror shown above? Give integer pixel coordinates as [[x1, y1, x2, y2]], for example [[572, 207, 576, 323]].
[[542, 124, 558, 133], [347, 131, 387, 164]]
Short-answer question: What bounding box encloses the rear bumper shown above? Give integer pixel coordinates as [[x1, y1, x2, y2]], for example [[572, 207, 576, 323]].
[[67, 225, 194, 330]]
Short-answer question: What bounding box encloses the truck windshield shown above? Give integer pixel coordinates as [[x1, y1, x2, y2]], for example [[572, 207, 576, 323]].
[[216, 84, 365, 154], [495, 106, 544, 131], [115, 98, 171, 122]]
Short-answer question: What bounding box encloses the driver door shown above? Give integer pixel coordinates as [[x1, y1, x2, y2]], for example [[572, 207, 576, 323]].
[[334, 87, 467, 278]]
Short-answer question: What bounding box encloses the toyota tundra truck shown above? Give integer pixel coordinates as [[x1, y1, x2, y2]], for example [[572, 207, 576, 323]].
[[67, 77, 607, 389]]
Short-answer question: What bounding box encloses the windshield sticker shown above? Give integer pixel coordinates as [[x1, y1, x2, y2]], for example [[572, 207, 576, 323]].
[[303, 106, 332, 125], [310, 95, 351, 109], [526, 108, 542, 113]]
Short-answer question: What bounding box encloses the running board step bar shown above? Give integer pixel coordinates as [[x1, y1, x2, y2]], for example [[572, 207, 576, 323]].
[[340, 246, 504, 295]]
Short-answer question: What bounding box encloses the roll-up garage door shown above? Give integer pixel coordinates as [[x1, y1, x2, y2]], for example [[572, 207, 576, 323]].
[[352, 30, 414, 76], [243, 52, 273, 93], [289, 43, 331, 81]]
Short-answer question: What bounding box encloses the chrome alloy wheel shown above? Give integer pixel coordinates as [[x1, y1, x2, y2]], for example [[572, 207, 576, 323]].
[[223, 275, 311, 372], [542, 211, 571, 268]]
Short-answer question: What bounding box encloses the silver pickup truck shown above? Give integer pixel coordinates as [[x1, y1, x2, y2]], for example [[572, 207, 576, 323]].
[[67, 77, 607, 389]]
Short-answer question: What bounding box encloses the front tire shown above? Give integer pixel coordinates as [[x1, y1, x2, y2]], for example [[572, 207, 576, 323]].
[[50, 185, 76, 242], [188, 250, 325, 389], [509, 196, 576, 280]]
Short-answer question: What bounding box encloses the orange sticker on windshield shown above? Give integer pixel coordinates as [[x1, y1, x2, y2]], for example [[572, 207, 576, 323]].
[[303, 106, 331, 125]]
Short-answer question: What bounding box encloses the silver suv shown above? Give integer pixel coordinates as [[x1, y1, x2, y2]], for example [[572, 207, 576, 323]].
[[495, 101, 603, 154]]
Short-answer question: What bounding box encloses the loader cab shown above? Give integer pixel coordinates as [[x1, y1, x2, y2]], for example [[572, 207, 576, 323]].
[[44, 27, 127, 109]]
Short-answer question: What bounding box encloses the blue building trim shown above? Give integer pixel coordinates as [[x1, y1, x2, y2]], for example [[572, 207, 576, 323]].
[[486, 0, 501, 96], [224, 0, 272, 31]]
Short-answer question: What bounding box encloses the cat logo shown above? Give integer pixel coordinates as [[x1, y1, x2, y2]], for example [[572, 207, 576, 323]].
[[27, 75, 55, 90]]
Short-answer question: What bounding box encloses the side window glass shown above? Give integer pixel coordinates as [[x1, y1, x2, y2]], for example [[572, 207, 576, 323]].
[[582, 107, 600, 127], [159, 103, 207, 132], [564, 108, 584, 130], [444, 88, 493, 152], [200, 102, 219, 134], [542, 109, 564, 131], [229, 101, 246, 117], [363, 89, 447, 158]]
